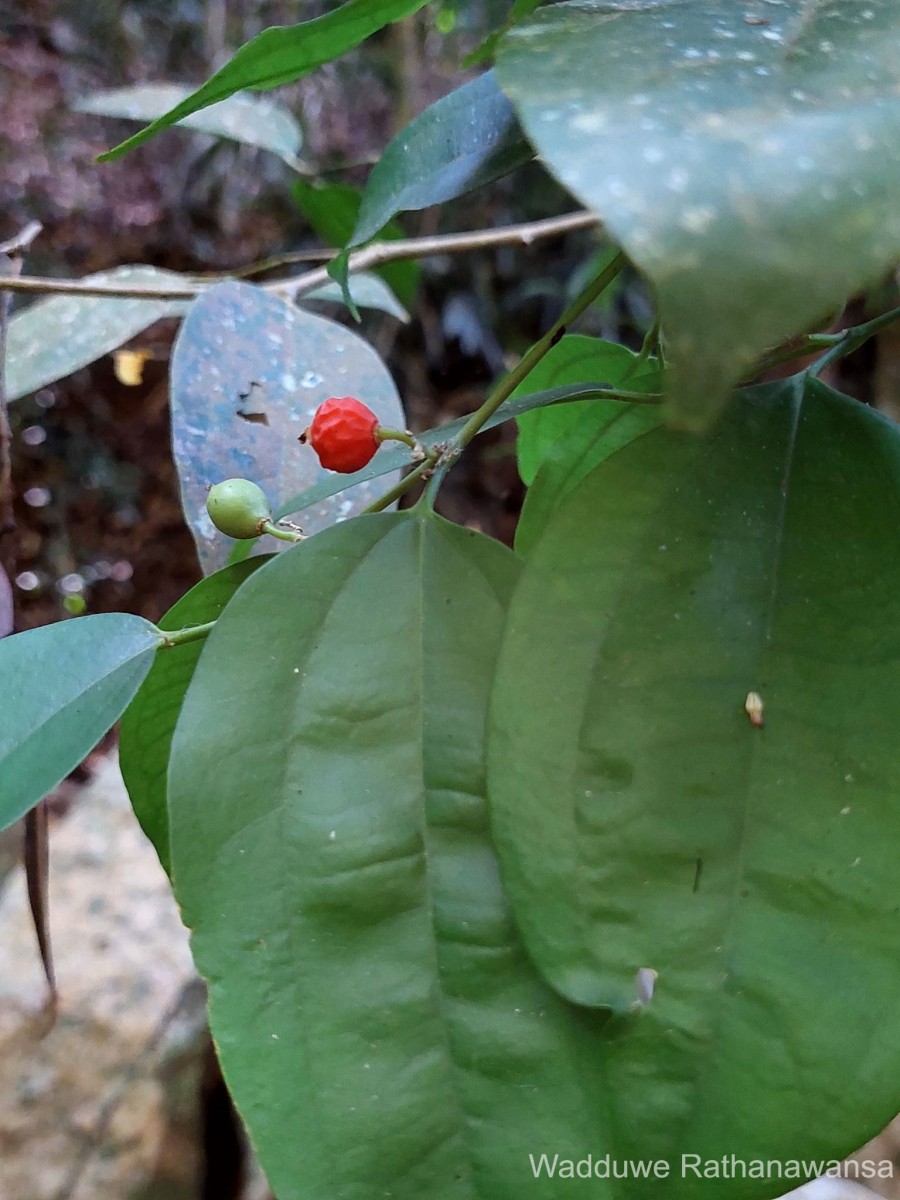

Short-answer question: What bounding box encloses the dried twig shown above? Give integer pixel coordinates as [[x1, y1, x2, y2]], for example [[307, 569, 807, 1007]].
[[0, 210, 603, 302]]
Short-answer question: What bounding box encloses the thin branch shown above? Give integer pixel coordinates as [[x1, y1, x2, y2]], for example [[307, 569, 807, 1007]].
[[808, 303, 900, 380], [455, 252, 627, 451], [286, 210, 603, 299], [0, 221, 43, 256], [1, 210, 603, 303]]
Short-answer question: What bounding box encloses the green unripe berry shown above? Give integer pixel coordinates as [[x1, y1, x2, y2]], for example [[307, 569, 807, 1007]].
[[206, 478, 271, 540]]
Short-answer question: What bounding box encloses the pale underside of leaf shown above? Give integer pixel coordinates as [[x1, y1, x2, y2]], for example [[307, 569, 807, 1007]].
[[76, 85, 304, 167], [0, 614, 160, 832], [7, 267, 193, 402]]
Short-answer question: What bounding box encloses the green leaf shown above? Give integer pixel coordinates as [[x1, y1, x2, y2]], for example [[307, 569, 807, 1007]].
[[167, 511, 623, 1200], [350, 72, 533, 251], [489, 378, 900, 1179], [304, 272, 409, 322], [7, 267, 193, 402], [274, 381, 656, 521], [119, 558, 270, 874], [514, 334, 659, 485], [0, 614, 160, 833], [497, 2, 900, 429], [464, 0, 543, 66], [293, 179, 419, 308], [169, 280, 405, 573], [76, 84, 304, 169], [516, 401, 661, 556], [99, 0, 431, 161], [329, 70, 533, 306]]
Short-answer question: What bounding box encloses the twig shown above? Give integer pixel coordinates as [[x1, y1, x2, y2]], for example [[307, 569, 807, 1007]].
[[454, 252, 626, 451], [286, 210, 603, 299], [0, 211, 603, 302], [808, 303, 900, 380], [414, 253, 628, 508]]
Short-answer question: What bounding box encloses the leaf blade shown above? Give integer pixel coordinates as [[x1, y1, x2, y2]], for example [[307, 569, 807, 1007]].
[[77, 84, 304, 167], [8, 267, 193, 401], [349, 71, 533, 252], [497, 2, 900, 428], [489, 378, 900, 1180], [514, 334, 659, 485], [99, 0, 432, 160], [167, 511, 612, 1200], [119, 558, 270, 873], [0, 614, 160, 832]]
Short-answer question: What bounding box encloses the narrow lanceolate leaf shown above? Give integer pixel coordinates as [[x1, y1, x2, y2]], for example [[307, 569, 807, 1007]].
[[330, 71, 533, 304], [76, 85, 304, 168], [7, 267, 193, 402], [99, 0, 432, 161], [167, 512, 615, 1200], [489, 378, 900, 1189], [119, 558, 270, 874], [497, 2, 900, 429], [514, 334, 659, 485], [349, 72, 533, 250], [0, 614, 160, 833]]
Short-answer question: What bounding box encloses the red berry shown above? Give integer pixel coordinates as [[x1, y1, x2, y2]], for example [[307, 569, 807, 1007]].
[[301, 396, 380, 473]]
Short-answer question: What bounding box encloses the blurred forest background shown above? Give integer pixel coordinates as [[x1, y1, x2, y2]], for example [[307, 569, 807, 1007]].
[[2, 2, 900, 1198], [0, 0, 652, 636]]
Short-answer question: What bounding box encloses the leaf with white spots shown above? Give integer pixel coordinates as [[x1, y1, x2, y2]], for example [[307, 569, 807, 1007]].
[[169, 281, 405, 573], [497, 0, 900, 429], [7, 267, 193, 402]]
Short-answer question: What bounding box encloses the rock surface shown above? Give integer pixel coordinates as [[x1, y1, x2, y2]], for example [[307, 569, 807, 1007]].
[[0, 756, 206, 1200]]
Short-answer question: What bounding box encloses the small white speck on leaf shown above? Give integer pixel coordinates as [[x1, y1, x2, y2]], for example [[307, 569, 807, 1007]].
[[745, 691, 765, 727]]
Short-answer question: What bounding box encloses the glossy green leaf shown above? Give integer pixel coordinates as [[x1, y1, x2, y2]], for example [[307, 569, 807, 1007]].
[[7, 267, 193, 402], [497, 2, 900, 429], [293, 179, 418, 308], [515, 334, 659, 484], [350, 71, 533, 249], [119, 558, 270, 874], [330, 70, 533, 304], [99, 0, 431, 160], [489, 378, 900, 1181], [76, 84, 304, 169], [0, 614, 160, 833], [516, 401, 661, 556], [167, 511, 618, 1200]]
